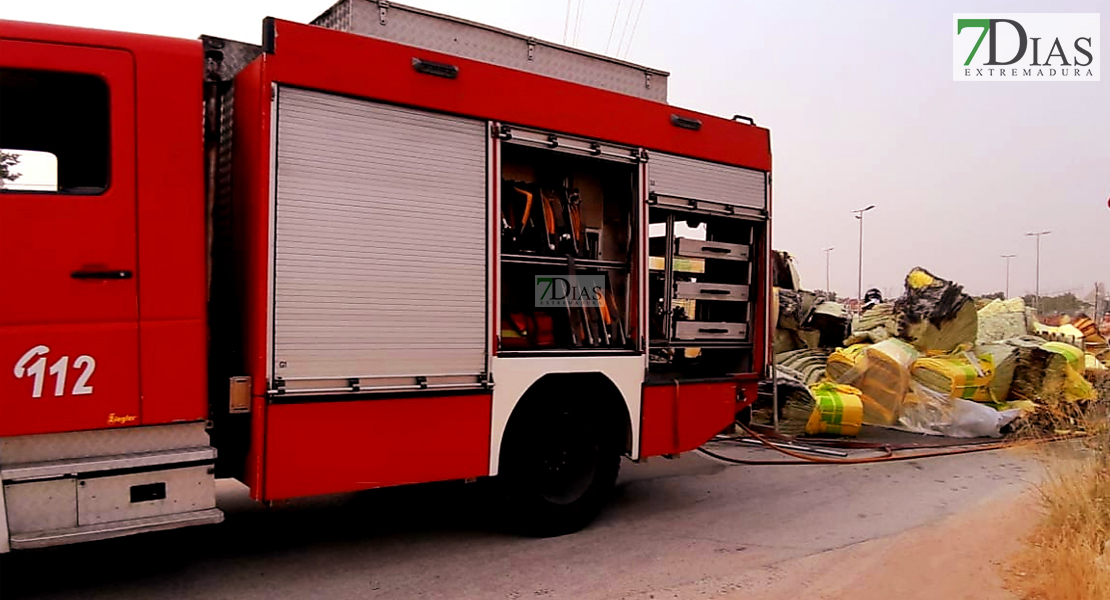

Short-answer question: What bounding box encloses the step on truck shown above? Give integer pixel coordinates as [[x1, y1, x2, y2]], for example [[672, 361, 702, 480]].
[[0, 0, 772, 551]]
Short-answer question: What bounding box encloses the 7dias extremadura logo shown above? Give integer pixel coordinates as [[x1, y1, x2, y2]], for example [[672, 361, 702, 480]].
[[954, 14, 1100, 82]]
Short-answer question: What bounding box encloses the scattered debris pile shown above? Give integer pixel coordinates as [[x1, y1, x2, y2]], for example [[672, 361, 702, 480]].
[[768, 263, 1109, 439]]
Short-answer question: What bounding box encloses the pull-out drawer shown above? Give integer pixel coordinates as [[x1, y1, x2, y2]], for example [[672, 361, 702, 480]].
[[675, 238, 749, 261], [674, 321, 748, 340], [675, 282, 750, 302]]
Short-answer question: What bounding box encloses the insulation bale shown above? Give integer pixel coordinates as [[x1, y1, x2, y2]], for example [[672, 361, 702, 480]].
[[776, 348, 833, 385], [845, 302, 898, 345], [805, 382, 864, 437], [777, 289, 818, 331], [977, 298, 1030, 343], [832, 338, 919, 426], [807, 301, 851, 348], [1010, 339, 1096, 404], [773, 366, 821, 433], [826, 343, 870, 382], [1043, 341, 1085, 373], [894, 268, 979, 353], [911, 346, 995, 402], [796, 328, 823, 350], [976, 342, 1019, 403], [774, 328, 803, 355]]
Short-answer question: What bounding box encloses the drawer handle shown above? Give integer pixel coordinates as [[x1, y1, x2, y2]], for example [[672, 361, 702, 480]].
[[701, 246, 731, 254], [698, 328, 730, 334], [701, 289, 731, 295]]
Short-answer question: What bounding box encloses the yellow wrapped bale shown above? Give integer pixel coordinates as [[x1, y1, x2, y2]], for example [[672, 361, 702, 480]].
[[833, 338, 919, 426], [1011, 341, 1097, 404], [806, 382, 864, 437], [911, 347, 995, 402], [826, 344, 869, 382], [1042, 341, 1085, 373]]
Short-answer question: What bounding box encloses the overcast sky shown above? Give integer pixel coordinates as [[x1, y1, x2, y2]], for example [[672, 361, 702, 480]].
[[4, 0, 1106, 299]]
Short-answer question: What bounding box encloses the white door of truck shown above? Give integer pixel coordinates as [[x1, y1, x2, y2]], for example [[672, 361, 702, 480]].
[[271, 86, 488, 394]]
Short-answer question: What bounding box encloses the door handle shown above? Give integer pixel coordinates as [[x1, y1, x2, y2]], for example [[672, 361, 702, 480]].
[[71, 269, 133, 280]]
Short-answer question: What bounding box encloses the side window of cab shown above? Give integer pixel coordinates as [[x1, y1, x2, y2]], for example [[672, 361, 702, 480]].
[[0, 68, 110, 194]]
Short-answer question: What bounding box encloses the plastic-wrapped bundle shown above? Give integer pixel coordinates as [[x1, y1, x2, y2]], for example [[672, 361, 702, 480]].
[[976, 343, 1019, 402], [897, 383, 1022, 438], [911, 346, 995, 402], [833, 338, 919, 426], [826, 343, 869, 382], [805, 382, 864, 437]]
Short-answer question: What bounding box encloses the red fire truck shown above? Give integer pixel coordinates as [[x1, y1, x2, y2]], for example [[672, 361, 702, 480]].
[[0, 0, 771, 551]]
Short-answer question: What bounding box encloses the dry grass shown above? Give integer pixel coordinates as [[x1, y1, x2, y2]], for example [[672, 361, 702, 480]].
[[1005, 372, 1110, 600], [1008, 432, 1110, 599]]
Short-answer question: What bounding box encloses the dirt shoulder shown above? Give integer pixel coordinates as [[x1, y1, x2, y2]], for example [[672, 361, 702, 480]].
[[720, 491, 1038, 600]]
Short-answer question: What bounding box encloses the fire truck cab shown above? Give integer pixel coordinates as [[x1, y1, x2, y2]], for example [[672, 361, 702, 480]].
[[0, 0, 771, 551]]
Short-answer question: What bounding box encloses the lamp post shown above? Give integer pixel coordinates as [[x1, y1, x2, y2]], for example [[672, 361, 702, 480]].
[[1025, 231, 1051, 312], [823, 247, 834, 295], [1001, 254, 1016, 298], [852, 205, 875, 312]]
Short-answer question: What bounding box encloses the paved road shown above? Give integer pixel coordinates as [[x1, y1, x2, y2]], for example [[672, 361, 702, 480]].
[[0, 444, 1038, 600]]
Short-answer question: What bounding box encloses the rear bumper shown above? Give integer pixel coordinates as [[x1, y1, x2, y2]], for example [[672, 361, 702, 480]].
[[1, 422, 221, 552], [9, 508, 223, 550]]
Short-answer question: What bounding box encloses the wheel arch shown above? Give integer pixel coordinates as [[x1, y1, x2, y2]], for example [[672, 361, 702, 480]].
[[498, 372, 632, 466]]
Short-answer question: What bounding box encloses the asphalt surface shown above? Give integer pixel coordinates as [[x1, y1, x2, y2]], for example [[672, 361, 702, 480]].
[[0, 443, 1039, 600]]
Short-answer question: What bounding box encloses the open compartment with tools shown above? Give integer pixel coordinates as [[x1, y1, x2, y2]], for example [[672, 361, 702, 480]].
[[497, 125, 641, 353]]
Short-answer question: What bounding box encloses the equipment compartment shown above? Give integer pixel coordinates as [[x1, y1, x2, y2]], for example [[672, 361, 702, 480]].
[[648, 205, 765, 376], [497, 129, 640, 352]]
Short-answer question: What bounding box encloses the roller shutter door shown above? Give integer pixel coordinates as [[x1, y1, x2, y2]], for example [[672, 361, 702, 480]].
[[649, 152, 766, 210], [272, 87, 487, 389]]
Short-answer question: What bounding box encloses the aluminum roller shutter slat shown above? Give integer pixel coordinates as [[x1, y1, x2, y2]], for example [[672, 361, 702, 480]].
[[276, 244, 487, 263], [280, 153, 483, 175], [273, 87, 488, 383], [277, 199, 484, 221], [649, 152, 766, 210]]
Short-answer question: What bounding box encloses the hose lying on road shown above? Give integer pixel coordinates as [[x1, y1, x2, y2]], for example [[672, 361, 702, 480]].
[[696, 421, 1061, 466]]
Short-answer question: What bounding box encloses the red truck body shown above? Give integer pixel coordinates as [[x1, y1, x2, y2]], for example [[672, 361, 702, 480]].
[[0, 2, 771, 551], [0, 21, 207, 436]]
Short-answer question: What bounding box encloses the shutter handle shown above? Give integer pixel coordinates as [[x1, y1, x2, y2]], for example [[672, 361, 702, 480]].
[[71, 269, 132, 280], [412, 58, 459, 79]]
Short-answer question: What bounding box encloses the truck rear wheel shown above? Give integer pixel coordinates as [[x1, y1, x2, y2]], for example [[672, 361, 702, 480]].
[[501, 402, 621, 537]]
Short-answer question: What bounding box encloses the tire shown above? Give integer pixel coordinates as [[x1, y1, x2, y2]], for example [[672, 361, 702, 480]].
[[500, 401, 621, 537]]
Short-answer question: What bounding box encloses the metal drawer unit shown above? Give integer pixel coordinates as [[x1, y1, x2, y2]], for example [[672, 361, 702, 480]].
[[674, 321, 748, 340], [675, 282, 749, 302], [674, 239, 749, 262]]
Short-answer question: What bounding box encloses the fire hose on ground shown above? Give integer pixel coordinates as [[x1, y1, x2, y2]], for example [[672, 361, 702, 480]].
[[696, 420, 1081, 466]]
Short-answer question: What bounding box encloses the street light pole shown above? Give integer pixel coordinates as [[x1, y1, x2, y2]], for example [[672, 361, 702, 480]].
[[1025, 231, 1051, 312], [1001, 254, 1016, 298], [852, 205, 875, 312], [823, 247, 834, 295]]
